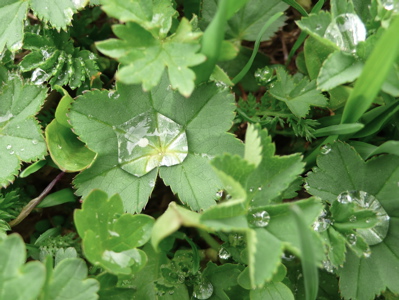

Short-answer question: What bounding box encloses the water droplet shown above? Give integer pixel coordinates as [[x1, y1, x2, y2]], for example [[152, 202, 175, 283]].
[[193, 279, 213, 299], [323, 260, 334, 273], [20, 148, 24, 152], [218, 247, 231, 260], [57, 144, 62, 149], [282, 253, 296, 261], [9, 151, 15, 155], [88, 114, 93, 119], [6, 145, 11, 150], [0, 111, 13, 123], [137, 138, 149, 148], [117, 112, 188, 177], [257, 187, 262, 191], [366, 218, 371, 223], [320, 144, 332, 155], [32, 139, 38, 145], [31, 68, 48, 85], [313, 217, 331, 232], [349, 215, 357, 222], [337, 191, 353, 204], [337, 190, 390, 245], [381, 0, 396, 10], [249, 210, 270, 227], [249, 188, 254, 192], [215, 190, 223, 198], [324, 13, 366, 52], [363, 247, 371, 258], [254, 66, 274, 85], [177, 66, 182, 71], [347, 233, 357, 245], [215, 81, 228, 91], [315, 24, 322, 30]]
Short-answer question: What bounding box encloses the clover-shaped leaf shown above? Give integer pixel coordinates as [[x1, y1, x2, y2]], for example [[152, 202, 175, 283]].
[[306, 141, 399, 300], [74, 190, 154, 275], [0, 74, 47, 187], [69, 75, 243, 213]]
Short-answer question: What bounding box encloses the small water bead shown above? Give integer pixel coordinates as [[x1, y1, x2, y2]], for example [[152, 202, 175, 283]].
[[363, 247, 372, 258], [349, 215, 357, 222], [313, 217, 331, 232], [323, 260, 334, 273], [6, 145, 11, 150], [254, 66, 274, 85], [9, 151, 15, 155], [32, 139, 38, 145], [57, 144, 62, 149], [218, 247, 231, 260], [249, 210, 270, 227], [320, 144, 332, 155], [248, 187, 254, 193], [347, 233, 357, 245], [193, 279, 213, 300], [337, 191, 353, 204], [215, 190, 223, 198], [257, 187, 262, 191]]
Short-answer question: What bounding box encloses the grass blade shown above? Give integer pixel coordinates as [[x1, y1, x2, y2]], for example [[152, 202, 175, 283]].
[[341, 16, 399, 124], [290, 205, 319, 300]]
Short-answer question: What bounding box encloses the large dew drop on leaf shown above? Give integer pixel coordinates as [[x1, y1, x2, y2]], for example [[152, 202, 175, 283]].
[[337, 190, 390, 245], [117, 111, 188, 177], [324, 13, 366, 52]]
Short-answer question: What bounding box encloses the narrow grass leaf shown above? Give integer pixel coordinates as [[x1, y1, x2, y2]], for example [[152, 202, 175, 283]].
[[341, 16, 399, 124], [290, 205, 319, 300]]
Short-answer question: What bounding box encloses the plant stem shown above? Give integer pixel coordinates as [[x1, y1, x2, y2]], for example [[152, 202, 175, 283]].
[[198, 229, 221, 251], [9, 172, 65, 227]]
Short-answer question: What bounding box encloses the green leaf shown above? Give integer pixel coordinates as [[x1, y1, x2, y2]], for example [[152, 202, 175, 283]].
[[341, 15, 399, 124], [19, 159, 47, 178], [129, 244, 189, 299], [317, 51, 364, 91], [74, 190, 154, 275], [46, 120, 96, 172], [269, 67, 328, 118], [19, 29, 99, 89], [96, 18, 205, 97], [250, 282, 294, 300], [202, 262, 247, 300], [201, 0, 288, 42], [313, 123, 364, 137], [99, 0, 177, 38], [303, 36, 337, 80], [0, 74, 47, 187], [37, 188, 76, 208], [0, 234, 46, 300], [306, 142, 399, 299], [151, 202, 203, 250], [43, 258, 99, 300], [0, 0, 28, 53], [70, 76, 243, 212], [30, 0, 89, 30], [291, 205, 319, 300]]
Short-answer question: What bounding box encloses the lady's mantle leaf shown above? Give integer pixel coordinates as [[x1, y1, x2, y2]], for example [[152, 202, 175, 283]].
[[43, 258, 99, 300], [100, 0, 176, 38], [30, 0, 88, 31], [0, 0, 28, 54], [0, 75, 47, 187], [306, 142, 399, 299], [74, 190, 154, 275], [69, 75, 243, 212], [0, 234, 46, 300], [96, 18, 206, 97]]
